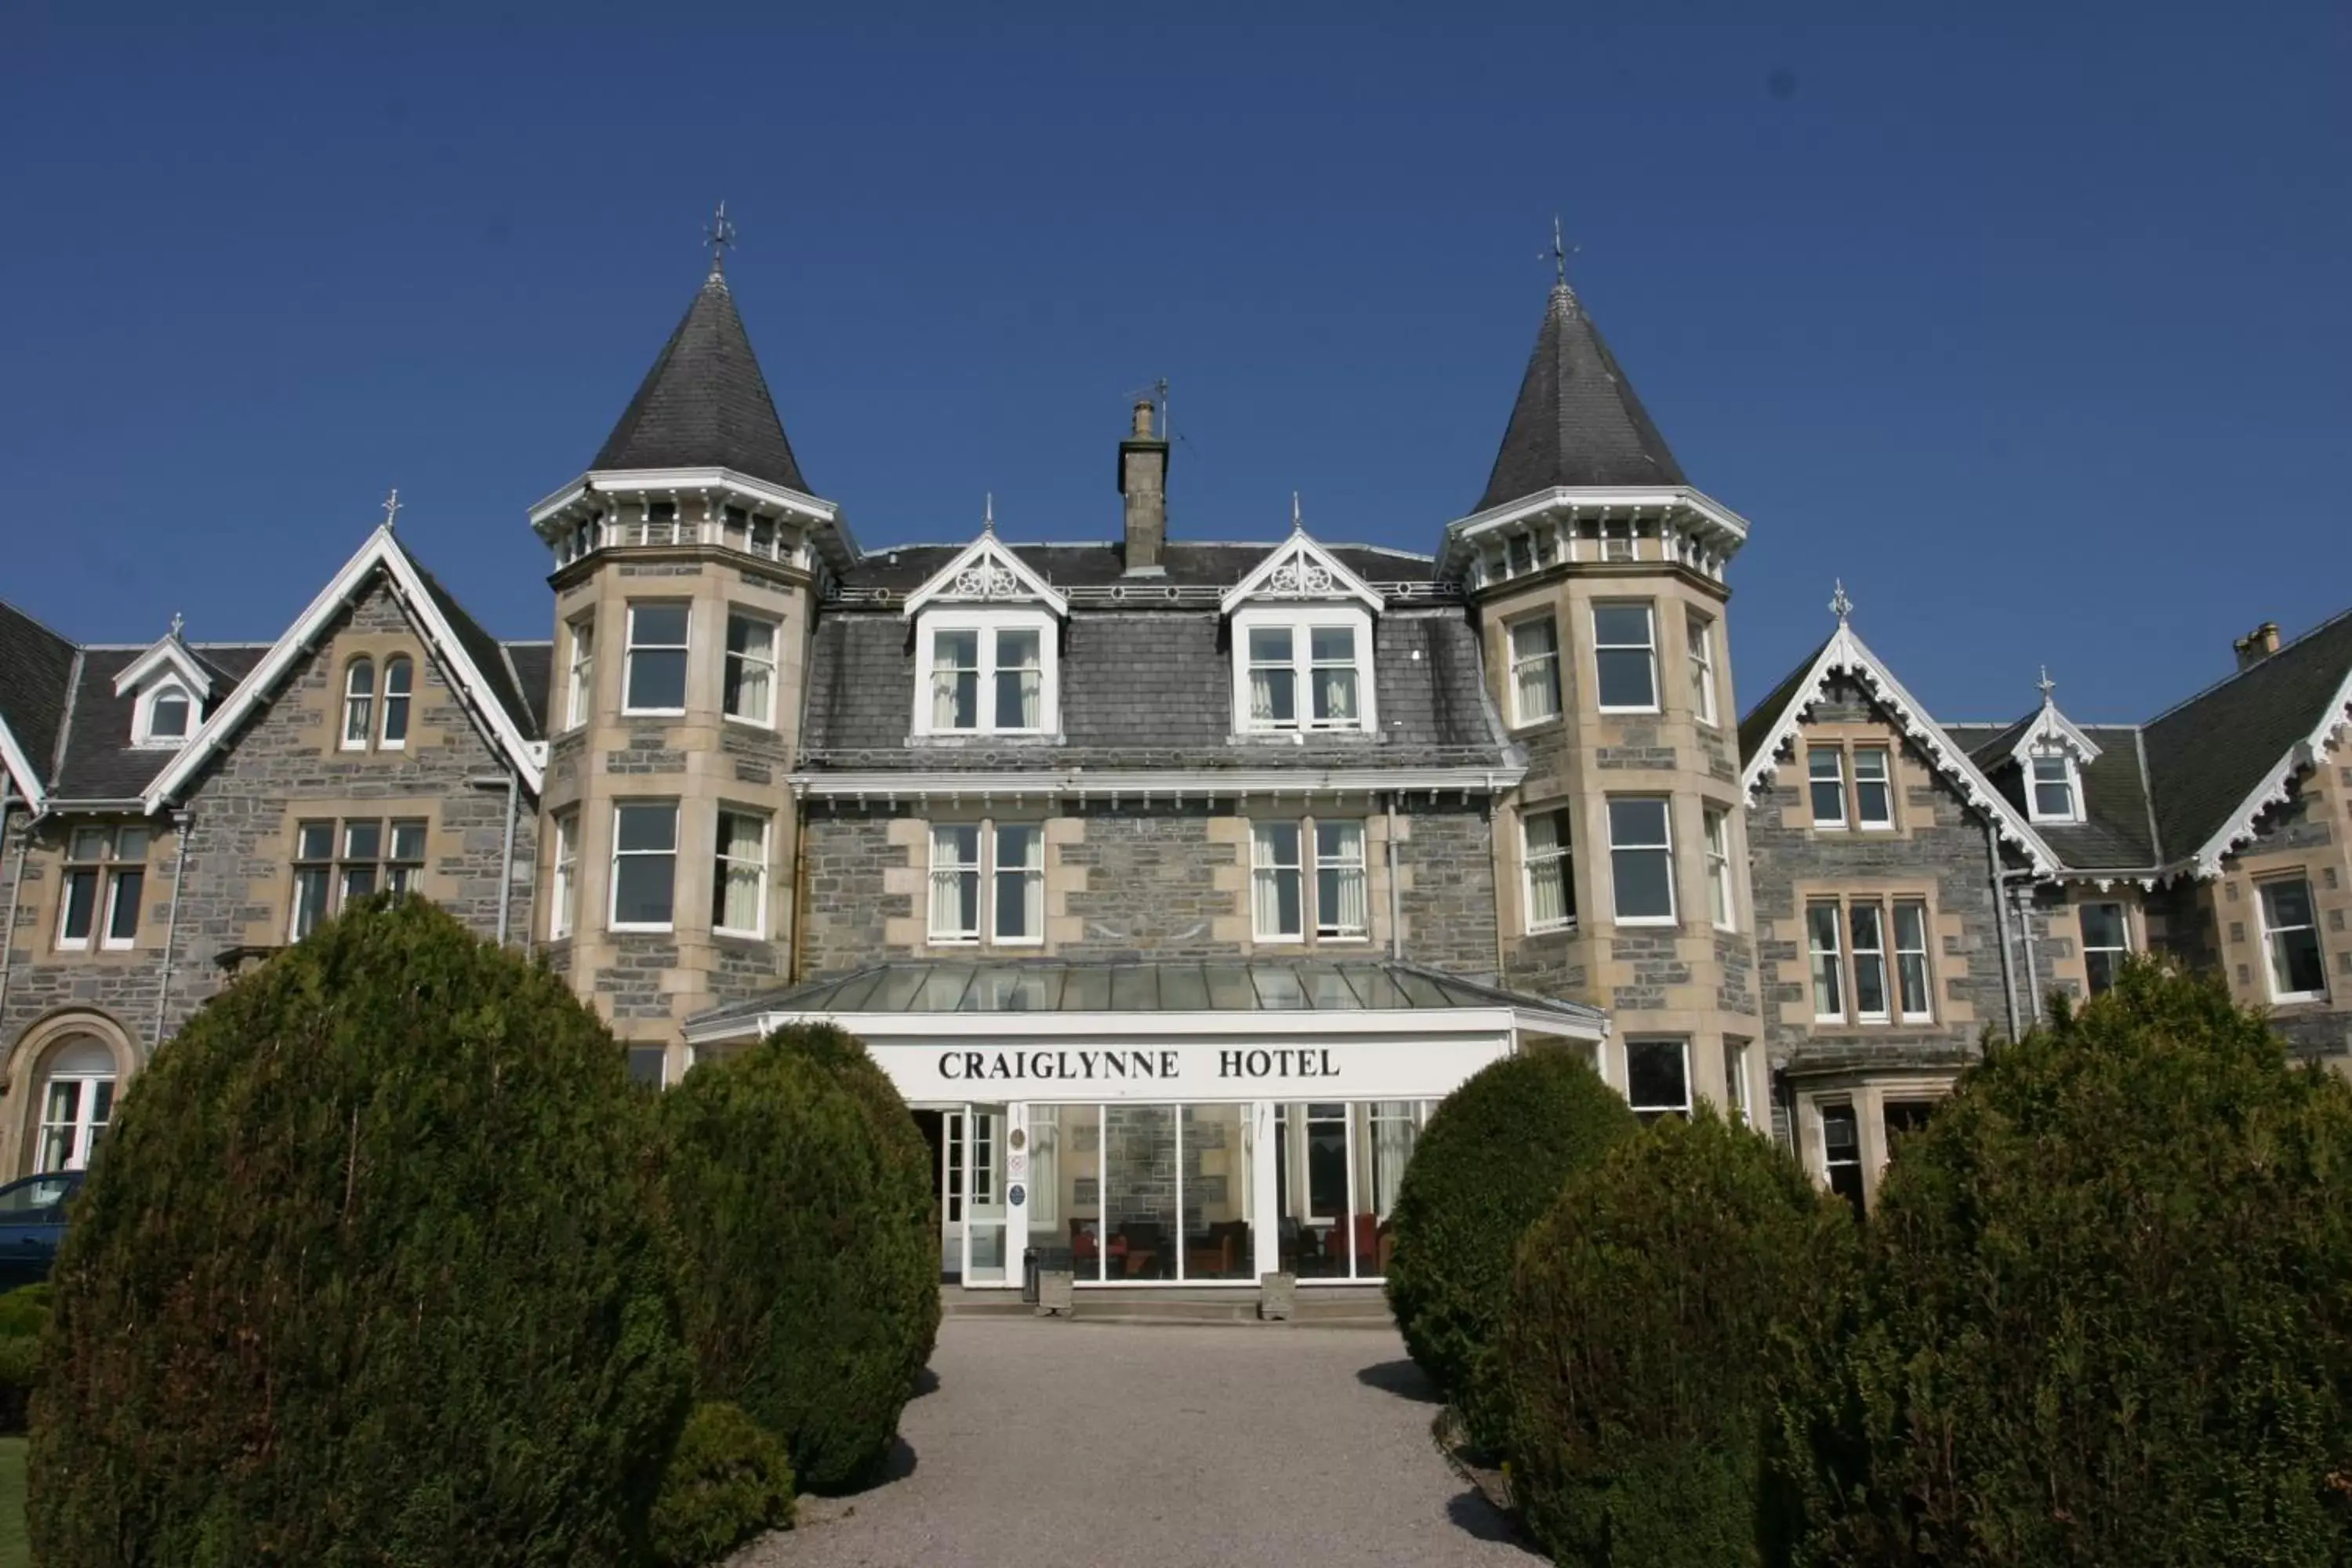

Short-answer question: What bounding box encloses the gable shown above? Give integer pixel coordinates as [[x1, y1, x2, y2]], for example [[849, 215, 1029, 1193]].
[[1218, 528, 1385, 616], [901, 528, 1069, 619]]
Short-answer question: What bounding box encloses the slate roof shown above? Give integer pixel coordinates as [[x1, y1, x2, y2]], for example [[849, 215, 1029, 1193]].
[[415, 567, 543, 742], [1474, 281, 1686, 514], [0, 602, 78, 792], [2141, 608, 2352, 861], [1735, 634, 1831, 769], [501, 642, 553, 735], [49, 645, 268, 801], [1947, 720, 2163, 872], [800, 605, 1507, 771], [837, 539, 1441, 596], [591, 274, 810, 494]]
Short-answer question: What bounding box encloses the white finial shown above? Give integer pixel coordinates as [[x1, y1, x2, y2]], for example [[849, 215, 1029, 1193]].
[[982, 492, 995, 534], [706, 200, 736, 281], [1830, 579, 1853, 625], [1290, 491, 1303, 534], [2038, 665, 2056, 706], [168, 611, 184, 640], [382, 488, 401, 531]]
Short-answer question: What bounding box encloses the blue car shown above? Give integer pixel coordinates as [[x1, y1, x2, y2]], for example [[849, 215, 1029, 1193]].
[[0, 1171, 83, 1288]]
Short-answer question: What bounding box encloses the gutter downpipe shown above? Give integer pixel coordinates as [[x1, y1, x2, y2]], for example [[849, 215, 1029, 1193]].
[[498, 768, 518, 949], [2013, 878, 2043, 1027], [1984, 815, 2023, 1041], [1385, 791, 1404, 962], [0, 782, 23, 1027], [152, 808, 193, 1053]]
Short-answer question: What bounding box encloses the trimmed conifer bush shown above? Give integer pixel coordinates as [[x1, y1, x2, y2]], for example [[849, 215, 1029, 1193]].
[[29, 898, 694, 1566], [1497, 1109, 1853, 1567], [658, 1023, 938, 1494], [1382, 1048, 1638, 1450], [648, 1402, 795, 1567], [0, 1283, 53, 1434], [1777, 959, 2352, 1566]]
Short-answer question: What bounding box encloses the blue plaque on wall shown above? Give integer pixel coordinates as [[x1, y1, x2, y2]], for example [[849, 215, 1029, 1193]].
[[1007, 1183, 1025, 1207]]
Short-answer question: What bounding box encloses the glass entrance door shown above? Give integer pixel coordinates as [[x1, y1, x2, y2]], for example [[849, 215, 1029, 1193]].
[[960, 1104, 1010, 1285]]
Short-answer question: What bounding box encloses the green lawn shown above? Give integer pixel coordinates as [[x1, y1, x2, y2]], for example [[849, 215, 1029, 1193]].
[[0, 1436, 25, 1568]]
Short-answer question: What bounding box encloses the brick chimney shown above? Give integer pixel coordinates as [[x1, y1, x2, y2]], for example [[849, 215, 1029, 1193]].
[[1118, 398, 1170, 575], [2234, 621, 2281, 671]]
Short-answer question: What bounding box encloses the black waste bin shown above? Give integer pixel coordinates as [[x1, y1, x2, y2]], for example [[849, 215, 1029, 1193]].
[[1022, 1246, 1076, 1305]]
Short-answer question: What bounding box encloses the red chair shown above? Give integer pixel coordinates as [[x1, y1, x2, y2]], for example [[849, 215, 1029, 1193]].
[[1352, 1213, 1385, 1276]]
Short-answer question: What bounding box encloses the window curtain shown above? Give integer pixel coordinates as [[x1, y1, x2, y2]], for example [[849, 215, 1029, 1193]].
[[1252, 824, 1295, 935], [1029, 1108, 1060, 1225], [932, 644, 962, 731], [931, 826, 978, 935], [1526, 813, 1565, 926], [732, 622, 773, 720], [1515, 626, 1557, 718], [1319, 666, 1357, 723], [720, 816, 764, 931], [1250, 666, 1282, 722], [1372, 1105, 1417, 1216], [1319, 823, 1367, 935]]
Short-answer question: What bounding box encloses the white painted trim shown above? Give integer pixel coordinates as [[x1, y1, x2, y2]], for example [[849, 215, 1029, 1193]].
[[129, 681, 198, 750], [1739, 621, 2058, 876], [608, 800, 680, 935], [2006, 703, 2103, 766], [2187, 663, 2352, 877], [111, 635, 215, 700], [1229, 604, 1379, 735], [789, 764, 1523, 800], [684, 1003, 1601, 1050], [1439, 485, 1753, 580], [0, 717, 44, 813], [902, 532, 1069, 619], [1604, 793, 1677, 926], [1218, 530, 1385, 616], [527, 466, 839, 531], [2023, 752, 2085, 826], [910, 608, 1061, 738], [1592, 598, 1661, 715], [722, 607, 782, 728], [711, 806, 771, 941], [143, 526, 543, 811], [2253, 873, 2329, 1004]]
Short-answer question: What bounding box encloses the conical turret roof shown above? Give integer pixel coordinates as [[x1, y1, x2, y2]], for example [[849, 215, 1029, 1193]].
[[593, 269, 810, 493], [1474, 280, 1684, 513]]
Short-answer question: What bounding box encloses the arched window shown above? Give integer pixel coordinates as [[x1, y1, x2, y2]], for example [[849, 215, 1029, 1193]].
[[381, 657, 412, 749], [35, 1037, 115, 1174], [147, 684, 191, 743], [342, 659, 375, 750]]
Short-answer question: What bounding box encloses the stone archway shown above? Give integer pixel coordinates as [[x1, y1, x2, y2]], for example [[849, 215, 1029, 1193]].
[[4, 1011, 137, 1178]]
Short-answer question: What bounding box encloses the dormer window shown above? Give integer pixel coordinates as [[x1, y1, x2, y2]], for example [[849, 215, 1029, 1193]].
[[1239, 616, 1366, 731], [117, 622, 216, 750], [915, 613, 1054, 735], [2028, 751, 2082, 823], [132, 684, 194, 748]]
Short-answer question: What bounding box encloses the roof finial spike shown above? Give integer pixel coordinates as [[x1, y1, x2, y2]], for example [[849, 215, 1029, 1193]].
[[1544, 214, 1580, 302], [381, 488, 401, 532], [705, 200, 736, 282], [1829, 579, 1853, 626], [1290, 491, 1304, 535], [168, 611, 184, 640], [982, 492, 995, 535], [2038, 665, 2057, 706]]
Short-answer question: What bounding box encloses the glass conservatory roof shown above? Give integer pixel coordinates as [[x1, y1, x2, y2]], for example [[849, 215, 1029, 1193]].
[[693, 959, 1602, 1029]]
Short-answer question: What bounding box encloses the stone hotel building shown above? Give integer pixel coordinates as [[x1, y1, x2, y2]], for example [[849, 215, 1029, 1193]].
[[5, 245, 2350, 1287]]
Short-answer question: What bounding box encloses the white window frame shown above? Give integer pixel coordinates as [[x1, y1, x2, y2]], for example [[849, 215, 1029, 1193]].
[[1229, 605, 1377, 735], [1605, 796, 1677, 927], [1522, 806, 1576, 934], [1852, 746, 1893, 829], [1251, 820, 1306, 941], [55, 826, 147, 953], [1625, 1036, 1692, 1123], [37, 1048, 115, 1174], [712, 808, 771, 939], [608, 800, 681, 933], [1507, 614, 1562, 727], [1893, 898, 1935, 1021], [1808, 746, 1848, 828], [913, 608, 1059, 737], [991, 822, 1046, 946], [132, 681, 195, 749], [379, 655, 412, 750], [1850, 900, 1891, 1023], [1313, 820, 1370, 942], [340, 659, 375, 750], [1704, 806, 1736, 931], [1723, 1038, 1753, 1128], [2079, 900, 2129, 996], [1592, 601, 1660, 714], [723, 610, 781, 728], [927, 823, 985, 945], [1807, 900, 1846, 1022], [550, 811, 579, 940], [1686, 610, 1718, 726], [622, 603, 691, 717], [564, 613, 596, 731], [2027, 750, 2083, 825], [2257, 875, 2328, 1004]]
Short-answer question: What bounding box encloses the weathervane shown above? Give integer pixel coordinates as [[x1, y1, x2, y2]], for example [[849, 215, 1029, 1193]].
[[2038, 665, 2057, 705], [382, 488, 401, 531], [706, 201, 736, 278], [1830, 579, 1853, 626], [1548, 214, 1579, 287], [168, 611, 184, 639]]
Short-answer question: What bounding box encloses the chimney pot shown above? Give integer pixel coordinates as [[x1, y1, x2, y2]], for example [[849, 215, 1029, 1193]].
[[2234, 621, 2283, 671], [1131, 399, 1155, 440]]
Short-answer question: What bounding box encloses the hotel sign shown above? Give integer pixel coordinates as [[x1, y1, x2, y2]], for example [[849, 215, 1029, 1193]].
[[881, 1036, 1512, 1103]]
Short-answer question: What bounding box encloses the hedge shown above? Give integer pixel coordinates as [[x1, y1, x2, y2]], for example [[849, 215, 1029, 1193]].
[[1774, 960, 2352, 1566], [1497, 1109, 1851, 1567], [1383, 1049, 1638, 1450], [658, 1024, 938, 1493], [0, 1283, 52, 1435], [29, 898, 694, 1566], [648, 1403, 795, 1568]]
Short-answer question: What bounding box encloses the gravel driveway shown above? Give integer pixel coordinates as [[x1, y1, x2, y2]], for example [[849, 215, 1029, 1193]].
[[740, 1317, 1534, 1567]]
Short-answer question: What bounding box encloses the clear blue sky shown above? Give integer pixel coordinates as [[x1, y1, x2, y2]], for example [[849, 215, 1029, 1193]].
[[5, 5, 2345, 724]]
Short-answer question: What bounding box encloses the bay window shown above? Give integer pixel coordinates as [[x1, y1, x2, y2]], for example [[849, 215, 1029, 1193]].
[[1592, 602, 1658, 712], [1686, 610, 1719, 724], [1606, 797, 1675, 924], [550, 811, 579, 939], [1704, 807, 1735, 930], [565, 614, 595, 728], [1626, 1038, 1691, 1123], [1523, 807, 1576, 932], [724, 612, 779, 725], [609, 801, 679, 931], [712, 809, 770, 937], [623, 604, 690, 714], [1508, 615, 1561, 725]]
